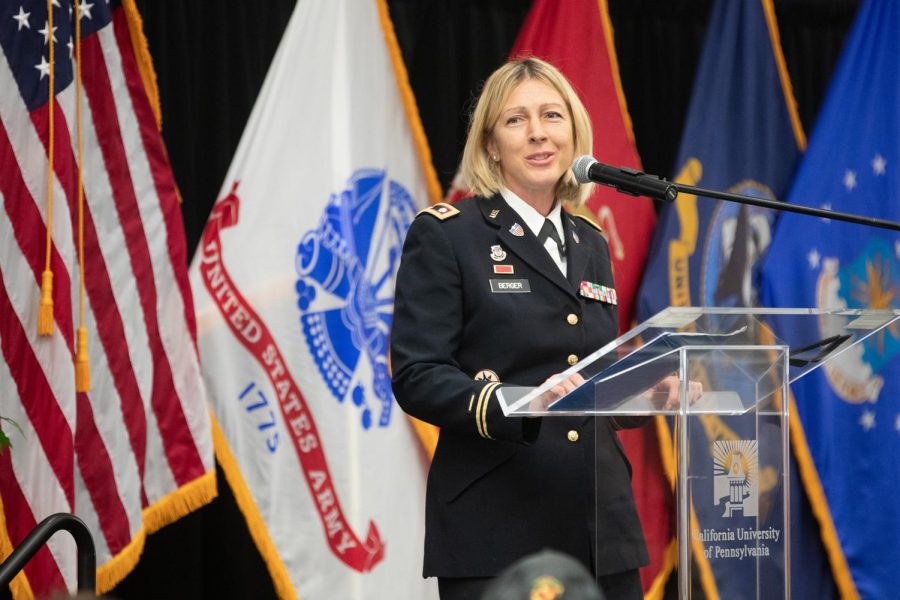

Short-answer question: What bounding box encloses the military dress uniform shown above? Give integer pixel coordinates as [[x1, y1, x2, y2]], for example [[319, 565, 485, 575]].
[[390, 194, 648, 587]]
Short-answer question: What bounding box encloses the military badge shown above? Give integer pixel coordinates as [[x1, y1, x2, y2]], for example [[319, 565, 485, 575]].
[[510, 222, 525, 237], [493, 265, 514, 274], [490, 245, 507, 261]]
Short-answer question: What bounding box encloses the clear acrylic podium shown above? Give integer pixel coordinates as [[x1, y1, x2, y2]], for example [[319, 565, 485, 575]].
[[497, 307, 900, 599]]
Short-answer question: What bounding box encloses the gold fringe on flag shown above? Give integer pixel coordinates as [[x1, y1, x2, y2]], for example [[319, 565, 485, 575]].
[[645, 539, 678, 600], [95, 470, 217, 593], [212, 416, 299, 600], [761, 0, 807, 151], [375, 0, 442, 458], [122, 0, 162, 129], [409, 416, 438, 460], [0, 495, 36, 600], [122, 0, 188, 209], [374, 0, 442, 205], [95, 528, 147, 594]]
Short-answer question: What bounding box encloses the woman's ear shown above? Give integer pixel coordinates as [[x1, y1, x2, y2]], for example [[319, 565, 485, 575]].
[[485, 138, 498, 162]]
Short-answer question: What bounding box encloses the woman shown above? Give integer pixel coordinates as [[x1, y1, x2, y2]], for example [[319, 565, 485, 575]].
[[391, 57, 648, 600]]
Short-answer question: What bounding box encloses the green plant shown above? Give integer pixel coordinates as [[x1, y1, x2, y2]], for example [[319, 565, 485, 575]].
[[0, 417, 24, 455]]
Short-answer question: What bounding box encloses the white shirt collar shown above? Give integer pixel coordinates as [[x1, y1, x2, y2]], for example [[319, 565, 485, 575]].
[[498, 187, 564, 239]]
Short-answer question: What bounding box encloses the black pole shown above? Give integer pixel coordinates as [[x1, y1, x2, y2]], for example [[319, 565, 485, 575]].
[[0, 513, 96, 592], [575, 157, 900, 232], [671, 181, 900, 232]]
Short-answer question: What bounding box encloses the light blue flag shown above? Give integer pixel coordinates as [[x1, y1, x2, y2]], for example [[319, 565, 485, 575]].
[[636, 0, 838, 597], [760, 1, 900, 598]]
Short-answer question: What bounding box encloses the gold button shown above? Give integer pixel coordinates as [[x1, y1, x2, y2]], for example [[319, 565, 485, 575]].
[[567, 354, 578, 366], [474, 369, 499, 382], [566, 313, 579, 325], [567, 430, 579, 442]]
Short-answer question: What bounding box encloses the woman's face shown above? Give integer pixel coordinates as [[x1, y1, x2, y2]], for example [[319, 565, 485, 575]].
[[486, 78, 574, 209]]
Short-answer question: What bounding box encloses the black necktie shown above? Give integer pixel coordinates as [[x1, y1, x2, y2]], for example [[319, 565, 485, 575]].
[[537, 218, 565, 261]]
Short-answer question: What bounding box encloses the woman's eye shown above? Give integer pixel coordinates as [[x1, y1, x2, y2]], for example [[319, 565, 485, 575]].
[[505, 116, 523, 125], [545, 111, 563, 119]]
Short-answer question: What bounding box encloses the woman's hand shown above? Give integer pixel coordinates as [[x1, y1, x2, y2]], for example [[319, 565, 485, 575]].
[[530, 372, 586, 411], [649, 375, 703, 410]]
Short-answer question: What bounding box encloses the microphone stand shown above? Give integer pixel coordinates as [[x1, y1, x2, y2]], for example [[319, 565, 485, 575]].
[[661, 181, 900, 232], [575, 158, 899, 231]]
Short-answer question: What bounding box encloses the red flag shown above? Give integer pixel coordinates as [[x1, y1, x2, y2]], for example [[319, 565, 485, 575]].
[[510, 0, 671, 593], [511, 0, 656, 328], [0, 2, 214, 596]]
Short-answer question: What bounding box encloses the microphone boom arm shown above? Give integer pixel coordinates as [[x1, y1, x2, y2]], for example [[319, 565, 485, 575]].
[[672, 181, 900, 232], [571, 155, 900, 232]]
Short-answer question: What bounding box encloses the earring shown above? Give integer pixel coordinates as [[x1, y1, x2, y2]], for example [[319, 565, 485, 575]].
[[491, 155, 499, 161]]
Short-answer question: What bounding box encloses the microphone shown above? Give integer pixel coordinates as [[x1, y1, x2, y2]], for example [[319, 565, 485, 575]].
[[572, 155, 678, 203]]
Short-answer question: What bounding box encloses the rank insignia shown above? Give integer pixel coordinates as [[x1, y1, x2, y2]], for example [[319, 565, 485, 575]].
[[489, 209, 500, 219], [490, 245, 507, 261], [474, 369, 500, 382], [574, 213, 603, 232], [417, 202, 460, 220], [510, 222, 525, 237], [579, 281, 617, 305], [493, 264, 514, 274]]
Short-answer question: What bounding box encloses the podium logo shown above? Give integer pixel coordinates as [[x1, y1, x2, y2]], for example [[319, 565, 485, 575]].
[[713, 440, 759, 518]]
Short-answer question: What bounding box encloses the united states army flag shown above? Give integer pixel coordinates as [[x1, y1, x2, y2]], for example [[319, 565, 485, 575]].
[[188, 0, 439, 597]]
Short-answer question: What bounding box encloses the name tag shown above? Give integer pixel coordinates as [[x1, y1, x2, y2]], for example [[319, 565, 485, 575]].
[[490, 278, 531, 293]]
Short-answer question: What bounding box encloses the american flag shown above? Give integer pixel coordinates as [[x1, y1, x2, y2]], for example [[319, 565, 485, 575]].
[[0, 0, 214, 597]]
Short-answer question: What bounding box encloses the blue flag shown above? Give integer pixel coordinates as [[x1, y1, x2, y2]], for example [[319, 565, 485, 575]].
[[637, 0, 801, 316], [636, 1, 837, 597], [760, 1, 900, 598]]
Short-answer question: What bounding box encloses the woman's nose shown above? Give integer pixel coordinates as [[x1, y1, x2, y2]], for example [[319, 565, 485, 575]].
[[528, 120, 547, 142]]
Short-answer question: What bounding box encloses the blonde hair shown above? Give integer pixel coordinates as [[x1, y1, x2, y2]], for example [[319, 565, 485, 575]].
[[461, 57, 594, 206]]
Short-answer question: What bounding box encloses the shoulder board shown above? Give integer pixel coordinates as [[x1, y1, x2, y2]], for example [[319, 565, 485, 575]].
[[573, 213, 603, 233], [417, 202, 460, 221]]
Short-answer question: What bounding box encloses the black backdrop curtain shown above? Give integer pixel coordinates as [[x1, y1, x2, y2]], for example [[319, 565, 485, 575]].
[[8, 1, 860, 598], [135, 0, 858, 263]]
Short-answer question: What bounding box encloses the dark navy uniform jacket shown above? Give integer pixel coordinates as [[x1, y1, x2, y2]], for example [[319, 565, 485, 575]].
[[390, 194, 648, 578]]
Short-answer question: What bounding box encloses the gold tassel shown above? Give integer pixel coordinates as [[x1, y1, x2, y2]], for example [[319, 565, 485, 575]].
[[37, 269, 54, 336], [75, 326, 91, 392], [40, 0, 56, 338]]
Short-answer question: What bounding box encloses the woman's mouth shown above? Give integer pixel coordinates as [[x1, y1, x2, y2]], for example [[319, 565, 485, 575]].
[[526, 151, 555, 164]]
